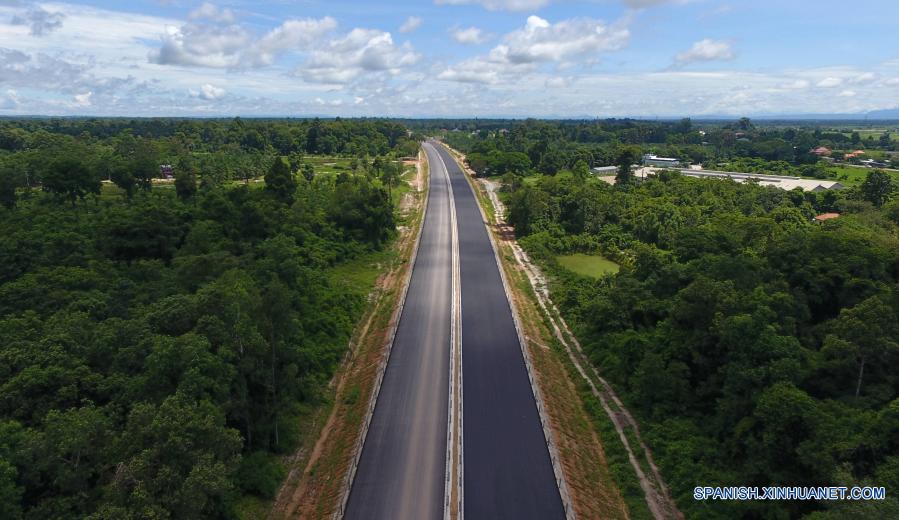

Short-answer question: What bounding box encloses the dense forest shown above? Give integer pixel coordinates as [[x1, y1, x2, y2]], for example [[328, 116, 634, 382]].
[[0, 118, 408, 518], [479, 129, 899, 516]]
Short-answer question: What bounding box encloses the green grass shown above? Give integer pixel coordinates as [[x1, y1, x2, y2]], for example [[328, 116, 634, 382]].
[[827, 164, 899, 186], [557, 254, 619, 278]]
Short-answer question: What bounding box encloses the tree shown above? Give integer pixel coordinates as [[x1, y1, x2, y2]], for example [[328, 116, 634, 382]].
[[0, 166, 20, 209], [615, 147, 640, 185], [828, 295, 899, 398], [572, 159, 589, 183], [302, 163, 314, 182], [380, 160, 401, 201], [175, 158, 198, 201], [109, 160, 137, 200], [860, 169, 893, 207], [264, 157, 295, 204], [42, 157, 100, 206]]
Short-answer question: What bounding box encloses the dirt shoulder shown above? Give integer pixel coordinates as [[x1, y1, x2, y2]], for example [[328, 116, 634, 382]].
[[444, 143, 680, 520], [269, 152, 429, 520]]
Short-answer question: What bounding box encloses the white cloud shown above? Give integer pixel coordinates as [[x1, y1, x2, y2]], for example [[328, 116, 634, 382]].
[[0, 89, 19, 110], [434, 0, 549, 12], [150, 16, 337, 68], [816, 76, 843, 88], [837, 90, 856, 97], [73, 91, 92, 106], [440, 15, 628, 83], [624, 0, 678, 7], [849, 72, 876, 84], [299, 29, 420, 84], [500, 15, 629, 63], [451, 26, 489, 45], [399, 16, 422, 33], [674, 39, 734, 65], [11, 6, 65, 36], [188, 2, 235, 24], [190, 83, 226, 100], [886, 78, 899, 86], [780, 79, 809, 90]]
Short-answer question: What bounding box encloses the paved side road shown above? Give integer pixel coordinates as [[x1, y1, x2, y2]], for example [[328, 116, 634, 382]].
[[433, 142, 566, 520], [344, 143, 454, 520]]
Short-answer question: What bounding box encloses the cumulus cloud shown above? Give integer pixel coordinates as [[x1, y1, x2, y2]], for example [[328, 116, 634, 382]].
[[502, 15, 628, 63], [780, 79, 810, 90], [816, 76, 843, 88], [0, 89, 19, 110], [190, 83, 226, 100], [434, 0, 549, 12], [837, 90, 856, 97], [73, 91, 92, 106], [674, 39, 734, 65], [11, 6, 65, 36], [440, 15, 628, 83], [849, 72, 876, 84], [298, 29, 420, 84], [399, 16, 422, 33], [150, 16, 337, 68], [451, 26, 489, 45], [188, 2, 235, 24]]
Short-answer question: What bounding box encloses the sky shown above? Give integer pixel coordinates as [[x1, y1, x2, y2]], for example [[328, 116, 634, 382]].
[[0, 0, 898, 118]]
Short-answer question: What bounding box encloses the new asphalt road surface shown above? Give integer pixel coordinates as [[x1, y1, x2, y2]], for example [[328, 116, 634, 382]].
[[344, 142, 564, 520], [433, 142, 566, 520], [344, 143, 454, 520]]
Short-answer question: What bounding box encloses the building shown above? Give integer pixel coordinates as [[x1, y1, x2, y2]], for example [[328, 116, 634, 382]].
[[810, 146, 832, 156], [814, 213, 840, 222], [642, 154, 681, 168], [591, 166, 618, 175], [159, 164, 174, 179], [635, 168, 844, 192]]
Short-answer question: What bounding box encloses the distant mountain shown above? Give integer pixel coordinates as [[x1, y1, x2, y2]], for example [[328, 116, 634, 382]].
[[865, 107, 899, 119]]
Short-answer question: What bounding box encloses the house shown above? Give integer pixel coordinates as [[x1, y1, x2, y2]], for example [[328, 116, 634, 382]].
[[814, 213, 840, 222], [810, 146, 832, 156], [591, 166, 618, 175], [642, 154, 681, 168]]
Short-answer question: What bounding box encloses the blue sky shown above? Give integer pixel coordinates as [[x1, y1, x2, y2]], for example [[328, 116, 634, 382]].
[[0, 0, 898, 117]]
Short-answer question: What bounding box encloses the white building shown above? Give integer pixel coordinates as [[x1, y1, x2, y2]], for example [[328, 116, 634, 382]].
[[635, 168, 844, 191], [642, 154, 681, 168]]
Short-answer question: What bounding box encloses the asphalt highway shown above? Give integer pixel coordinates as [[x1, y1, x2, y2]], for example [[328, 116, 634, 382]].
[[344, 143, 454, 520], [433, 142, 566, 520]]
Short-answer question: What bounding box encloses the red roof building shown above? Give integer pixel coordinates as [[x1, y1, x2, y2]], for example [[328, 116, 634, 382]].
[[814, 213, 840, 222], [811, 147, 832, 156]]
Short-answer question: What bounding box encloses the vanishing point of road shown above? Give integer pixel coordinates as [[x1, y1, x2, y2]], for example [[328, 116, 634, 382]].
[[344, 141, 564, 520]]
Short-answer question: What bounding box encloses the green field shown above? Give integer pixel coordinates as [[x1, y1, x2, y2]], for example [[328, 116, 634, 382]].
[[827, 164, 899, 186], [557, 253, 620, 278], [839, 128, 899, 142]]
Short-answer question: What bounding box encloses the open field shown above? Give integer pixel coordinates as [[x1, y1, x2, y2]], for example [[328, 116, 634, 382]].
[[556, 254, 620, 278]]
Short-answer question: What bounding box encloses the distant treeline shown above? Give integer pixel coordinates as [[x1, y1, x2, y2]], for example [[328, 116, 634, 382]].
[[441, 118, 898, 178]]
